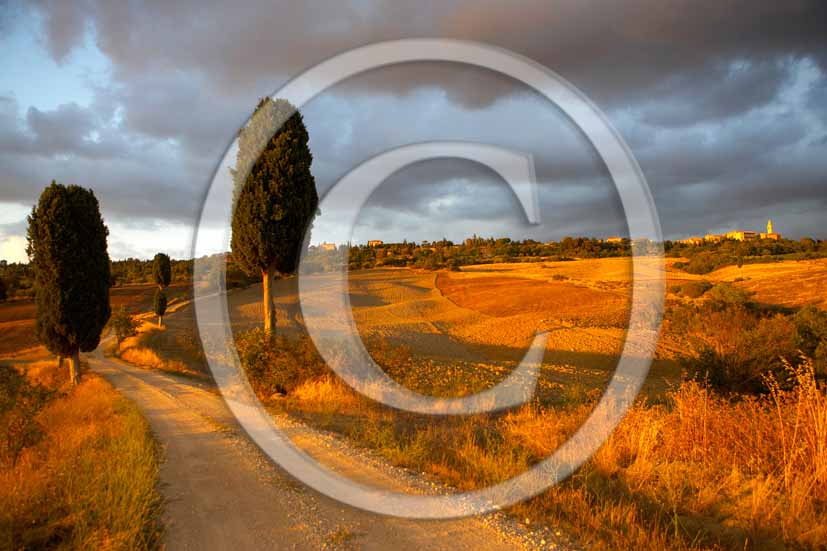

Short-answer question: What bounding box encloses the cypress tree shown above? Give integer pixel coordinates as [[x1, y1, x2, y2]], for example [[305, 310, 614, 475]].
[[154, 289, 167, 327], [153, 252, 171, 289], [231, 98, 318, 334], [26, 182, 111, 385]]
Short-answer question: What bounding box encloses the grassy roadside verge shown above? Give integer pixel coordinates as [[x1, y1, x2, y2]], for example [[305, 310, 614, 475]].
[[110, 321, 208, 381], [235, 329, 827, 551], [0, 355, 162, 550]]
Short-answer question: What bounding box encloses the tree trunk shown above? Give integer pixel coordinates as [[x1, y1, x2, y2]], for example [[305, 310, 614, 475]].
[[158, 315, 163, 327], [262, 268, 275, 334], [57, 355, 64, 371], [69, 349, 81, 387]]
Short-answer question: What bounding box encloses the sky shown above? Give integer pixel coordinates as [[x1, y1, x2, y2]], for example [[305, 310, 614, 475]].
[[1, 0, 826, 262]]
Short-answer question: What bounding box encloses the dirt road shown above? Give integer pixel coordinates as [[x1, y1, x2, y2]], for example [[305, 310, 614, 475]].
[[88, 349, 566, 550]]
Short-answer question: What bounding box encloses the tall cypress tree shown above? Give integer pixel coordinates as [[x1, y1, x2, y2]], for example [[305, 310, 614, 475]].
[[27, 182, 111, 386], [231, 98, 318, 334], [154, 288, 167, 327], [153, 252, 171, 289]]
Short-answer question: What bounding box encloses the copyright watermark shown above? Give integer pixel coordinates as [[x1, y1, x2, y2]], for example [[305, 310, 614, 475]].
[[192, 39, 664, 519]]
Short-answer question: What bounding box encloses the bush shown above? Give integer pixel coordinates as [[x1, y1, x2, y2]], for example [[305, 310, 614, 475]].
[[551, 273, 569, 281], [682, 313, 797, 393], [110, 307, 139, 345], [706, 283, 753, 308], [672, 292, 811, 393], [235, 329, 327, 397], [793, 306, 827, 376], [0, 364, 52, 465], [680, 280, 712, 298]]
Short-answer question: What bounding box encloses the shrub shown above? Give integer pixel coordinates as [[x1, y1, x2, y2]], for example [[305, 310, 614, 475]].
[[793, 306, 827, 376], [0, 364, 52, 465], [235, 328, 327, 397], [551, 273, 569, 281], [673, 292, 804, 393], [110, 307, 139, 345], [680, 280, 712, 298], [684, 253, 718, 274], [706, 282, 753, 308]]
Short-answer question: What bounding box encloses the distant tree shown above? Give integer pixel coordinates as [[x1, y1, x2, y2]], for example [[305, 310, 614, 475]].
[[231, 98, 319, 334], [27, 182, 111, 386], [110, 307, 139, 345], [154, 289, 167, 327], [0, 278, 6, 302], [153, 253, 171, 289]]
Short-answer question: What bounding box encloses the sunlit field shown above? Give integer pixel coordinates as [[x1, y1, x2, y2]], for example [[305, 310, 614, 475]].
[[42, 252, 822, 550], [92, 256, 827, 550], [0, 349, 162, 550], [0, 283, 190, 357]]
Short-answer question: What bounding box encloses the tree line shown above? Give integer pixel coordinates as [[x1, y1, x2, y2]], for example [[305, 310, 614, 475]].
[[665, 236, 827, 274]]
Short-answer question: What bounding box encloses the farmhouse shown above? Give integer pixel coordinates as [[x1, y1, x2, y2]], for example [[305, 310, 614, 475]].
[[367, 240, 384, 247]]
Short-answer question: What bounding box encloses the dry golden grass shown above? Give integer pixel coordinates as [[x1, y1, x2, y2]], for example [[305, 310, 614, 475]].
[[710, 258, 827, 309], [116, 321, 206, 379], [118, 257, 827, 548], [436, 271, 630, 326], [663, 257, 827, 310], [279, 359, 827, 550], [0, 355, 162, 550]]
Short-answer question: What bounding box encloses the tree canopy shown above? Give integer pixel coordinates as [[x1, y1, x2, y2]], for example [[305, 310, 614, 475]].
[[152, 253, 171, 288], [27, 182, 111, 383], [230, 98, 319, 333]]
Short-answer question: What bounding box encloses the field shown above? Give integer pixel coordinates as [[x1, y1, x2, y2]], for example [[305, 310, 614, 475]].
[[12, 256, 824, 550], [0, 282, 190, 357], [218, 257, 827, 550], [0, 349, 162, 550]]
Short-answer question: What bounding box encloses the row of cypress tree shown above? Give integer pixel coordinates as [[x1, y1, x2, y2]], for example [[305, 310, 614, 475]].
[[26, 98, 318, 384]]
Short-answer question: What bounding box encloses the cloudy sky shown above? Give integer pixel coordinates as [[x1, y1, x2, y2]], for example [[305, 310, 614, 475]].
[[1, 1, 826, 262]]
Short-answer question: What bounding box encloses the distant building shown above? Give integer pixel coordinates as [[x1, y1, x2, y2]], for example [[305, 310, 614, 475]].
[[760, 219, 781, 240], [726, 230, 758, 241], [605, 236, 624, 244], [319, 242, 336, 251], [682, 219, 783, 246], [367, 240, 384, 247]]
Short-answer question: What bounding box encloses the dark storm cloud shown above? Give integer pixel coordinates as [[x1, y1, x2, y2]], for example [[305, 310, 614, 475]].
[[31, 0, 827, 101], [0, 95, 204, 224], [0, 96, 132, 160], [0, 0, 823, 259], [639, 59, 795, 128]]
